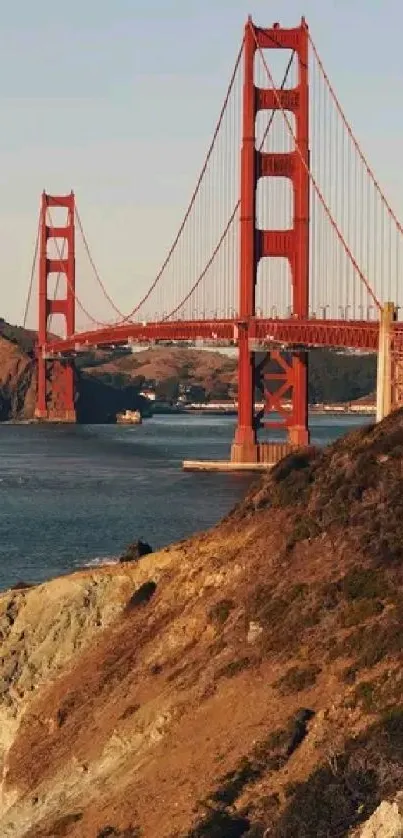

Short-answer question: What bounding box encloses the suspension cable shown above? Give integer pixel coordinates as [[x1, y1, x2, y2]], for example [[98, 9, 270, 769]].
[[51, 236, 67, 319], [74, 39, 246, 325], [23, 213, 41, 328], [250, 24, 381, 310], [162, 50, 296, 320], [308, 32, 403, 236], [163, 204, 240, 319], [75, 206, 132, 318], [47, 207, 107, 327]]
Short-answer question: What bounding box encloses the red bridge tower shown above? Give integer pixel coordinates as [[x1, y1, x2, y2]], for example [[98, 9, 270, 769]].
[[232, 18, 310, 463], [35, 191, 76, 422]]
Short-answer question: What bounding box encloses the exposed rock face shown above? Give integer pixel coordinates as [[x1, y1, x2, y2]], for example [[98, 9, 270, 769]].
[[119, 540, 153, 563], [1, 412, 403, 835], [0, 338, 36, 421], [0, 333, 148, 423], [356, 795, 403, 837]]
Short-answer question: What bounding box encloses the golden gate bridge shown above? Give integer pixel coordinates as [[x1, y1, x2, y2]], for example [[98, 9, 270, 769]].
[[23, 16, 403, 465]]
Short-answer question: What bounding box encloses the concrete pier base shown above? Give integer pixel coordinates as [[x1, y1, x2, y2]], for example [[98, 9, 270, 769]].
[[34, 409, 76, 423], [184, 441, 299, 472], [376, 302, 395, 423], [183, 460, 273, 472], [231, 441, 299, 465]]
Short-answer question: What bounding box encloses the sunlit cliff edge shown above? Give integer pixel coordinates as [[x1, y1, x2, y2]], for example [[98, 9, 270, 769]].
[[1, 412, 403, 836]]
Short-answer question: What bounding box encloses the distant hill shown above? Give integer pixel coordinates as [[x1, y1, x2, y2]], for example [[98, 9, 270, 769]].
[[81, 346, 239, 401], [82, 345, 377, 405], [0, 318, 36, 355]]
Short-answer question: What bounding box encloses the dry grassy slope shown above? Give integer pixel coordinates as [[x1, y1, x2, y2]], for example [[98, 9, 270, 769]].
[[84, 347, 237, 393], [2, 412, 403, 837]]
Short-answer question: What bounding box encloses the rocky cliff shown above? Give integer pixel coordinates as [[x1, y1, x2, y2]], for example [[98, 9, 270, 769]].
[[1, 411, 403, 836], [0, 337, 36, 421], [0, 332, 148, 423]]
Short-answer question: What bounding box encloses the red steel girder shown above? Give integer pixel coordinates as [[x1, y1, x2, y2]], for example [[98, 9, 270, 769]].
[[41, 317, 390, 357]]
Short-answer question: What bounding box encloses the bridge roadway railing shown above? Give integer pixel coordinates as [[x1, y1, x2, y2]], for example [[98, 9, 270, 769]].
[[40, 316, 390, 358]]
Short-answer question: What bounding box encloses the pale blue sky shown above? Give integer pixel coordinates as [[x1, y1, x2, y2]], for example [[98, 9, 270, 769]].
[[1, 0, 403, 325]]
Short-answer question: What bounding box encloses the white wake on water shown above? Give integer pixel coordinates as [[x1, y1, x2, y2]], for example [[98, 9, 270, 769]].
[[81, 555, 120, 568]]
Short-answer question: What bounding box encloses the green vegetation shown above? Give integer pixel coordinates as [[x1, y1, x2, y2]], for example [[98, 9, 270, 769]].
[[339, 598, 384, 628], [244, 582, 321, 656], [270, 450, 317, 509], [186, 707, 403, 837], [274, 665, 321, 695], [190, 716, 314, 837], [255, 349, 376, 405], [208, 599, 235, 626], [349, 669, 403, 715], [308, 349, 376, 404], [89, 371, 133, 389], [327, 614, 403, 669], [321, 568, 390, 630], [340, 567, 389, 601], [76, 371, 149, 424], [271, 711, 403, 837], [286, 515, 321, 550], [216, 657, 251, 680], [189, 728, 290, 836]]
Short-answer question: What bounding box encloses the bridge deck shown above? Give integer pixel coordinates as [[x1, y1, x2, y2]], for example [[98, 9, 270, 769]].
[[40, 317, 399, 356]]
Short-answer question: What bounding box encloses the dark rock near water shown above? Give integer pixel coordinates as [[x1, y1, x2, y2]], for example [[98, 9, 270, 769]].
[[119, 540, 153, 563], [10, 581, 34, 591]]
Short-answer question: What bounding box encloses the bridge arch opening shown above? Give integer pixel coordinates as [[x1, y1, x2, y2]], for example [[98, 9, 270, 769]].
[[45, 205, 69, 227], [46, 237, 67, 261], [255, 110, 295, 154], [256, 256, 292, 318], [46, 272, 68, 302], [47, 312, 68, 340], [254, 48, 296, 89], [256, 177, 293, 231]]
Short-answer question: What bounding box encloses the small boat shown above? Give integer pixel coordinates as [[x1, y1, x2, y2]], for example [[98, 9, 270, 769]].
[[116, 409, 142, 425]]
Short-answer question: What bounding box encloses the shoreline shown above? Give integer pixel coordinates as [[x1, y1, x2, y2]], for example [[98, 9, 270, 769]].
[[0, 406, 376, 426]]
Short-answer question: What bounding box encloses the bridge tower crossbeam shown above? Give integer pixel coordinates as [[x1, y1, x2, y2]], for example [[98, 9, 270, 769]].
[[231, 17, 310, 463], [34, 191, 76, 423]]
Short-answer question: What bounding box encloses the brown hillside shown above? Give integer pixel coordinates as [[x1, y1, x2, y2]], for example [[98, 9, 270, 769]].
[[1, 412, 403, 836], [0, 336, 36, 420], [84, 346, 238, 396]]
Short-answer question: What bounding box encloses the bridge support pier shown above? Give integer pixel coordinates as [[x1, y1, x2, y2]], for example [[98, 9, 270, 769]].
[[35, 357, 76, 423], [34, 191, 77, 423], [376, 302, 397, 423], [231, 329, 258, 462]]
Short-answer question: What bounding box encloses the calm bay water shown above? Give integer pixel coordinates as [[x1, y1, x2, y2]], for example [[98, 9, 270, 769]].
[[0, 414, 372, 591]]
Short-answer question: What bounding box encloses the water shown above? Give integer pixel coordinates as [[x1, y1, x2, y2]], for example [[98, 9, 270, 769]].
[[0, 414, 372, 591]]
